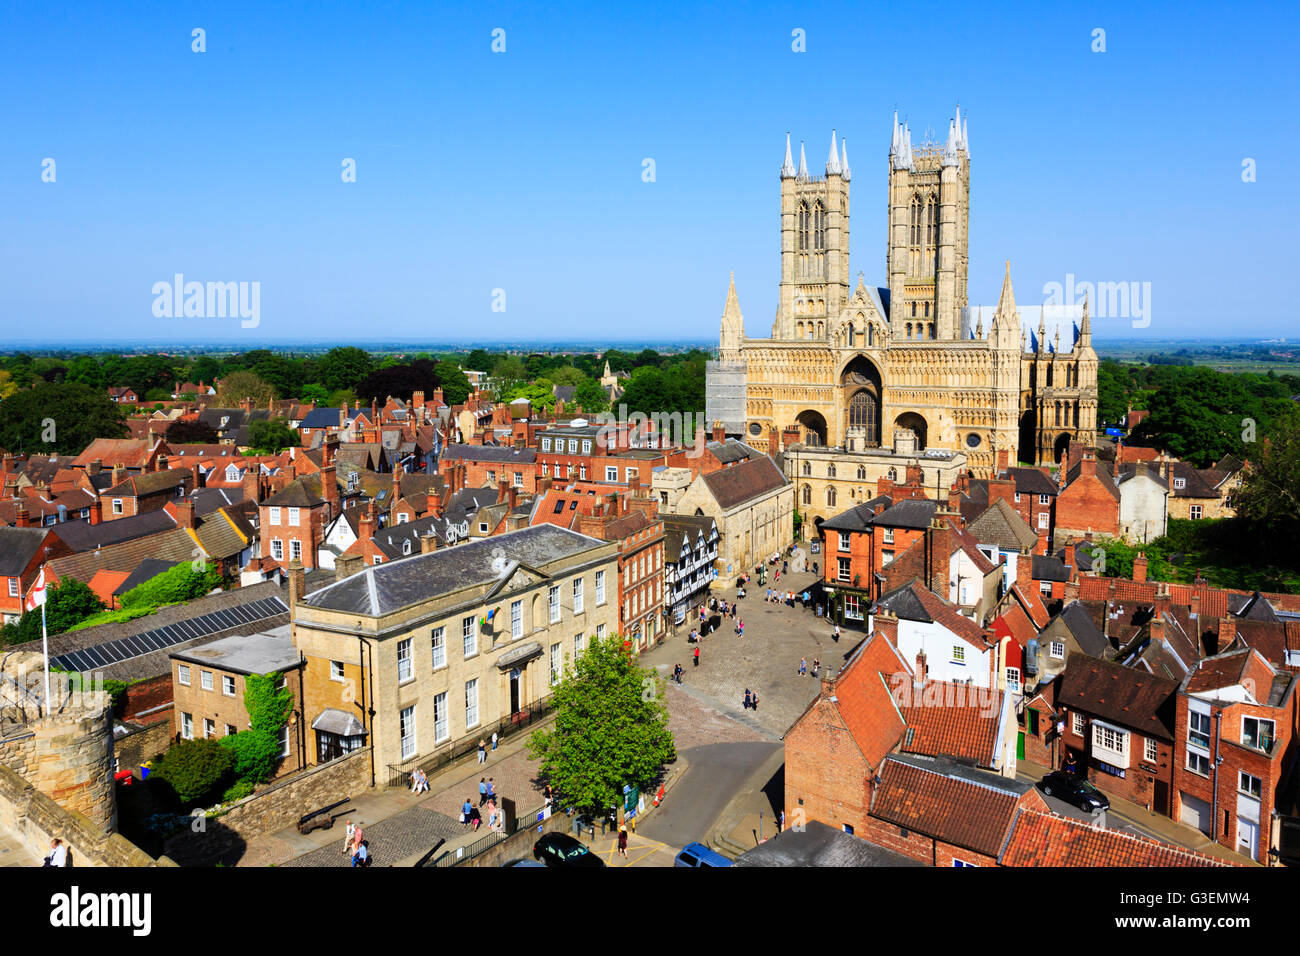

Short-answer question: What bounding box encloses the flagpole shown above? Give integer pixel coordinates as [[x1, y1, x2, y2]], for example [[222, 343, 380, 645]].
[[42, 597, 51, 717]]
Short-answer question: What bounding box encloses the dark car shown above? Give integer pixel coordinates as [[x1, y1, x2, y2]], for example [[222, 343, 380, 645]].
[[533, 832, 605, 868], [1040, 771, 1110, 812]]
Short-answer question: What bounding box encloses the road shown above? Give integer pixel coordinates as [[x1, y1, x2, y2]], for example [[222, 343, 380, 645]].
[[639, 740, 781, 848]]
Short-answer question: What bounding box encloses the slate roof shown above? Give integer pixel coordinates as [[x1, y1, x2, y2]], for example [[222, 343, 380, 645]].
[[0, 527, 53, 576], [733, 821, 922, 867], [49, 510, 178, 552], [877, 582, 990, 649], [1032, 554, 1070, 582], [302, 524, 609, 617], [1004, 467, 1058, 497], [820, 497, 891, 533], [111, 558, 180, 597], [999, 810, 1230, 867], [299, 407, 344, 430], [440, 444, 537, 464], [1057, 653, 1178, 740], [872, 498, 939, 530], [870, 754, 1034, 858], [1052, 601, 1110, 657], [707, 440, 765, 465], [968, 497, 1037, 552], [105, 468, 190, 497], [263, 475, 325, 508], [699, 455, 787, 510], [662, 515, 716, 562]]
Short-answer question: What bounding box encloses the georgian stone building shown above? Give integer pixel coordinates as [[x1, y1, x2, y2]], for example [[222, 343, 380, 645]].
[[706, 109, 1098, 477]]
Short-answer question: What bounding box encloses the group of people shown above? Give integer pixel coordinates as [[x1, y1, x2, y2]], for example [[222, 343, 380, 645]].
[[343, 820, 369, 867], [765, 587, 810, 609], [478, 776, 497, 805], [476, 732, 499, 764], [798, 658, 821, 678], [742, 688, 760, 711], [409, 768, 429, 793]]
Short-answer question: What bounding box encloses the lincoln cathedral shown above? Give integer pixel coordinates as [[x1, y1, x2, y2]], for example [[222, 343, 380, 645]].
[[706, 108, 1098, 481]]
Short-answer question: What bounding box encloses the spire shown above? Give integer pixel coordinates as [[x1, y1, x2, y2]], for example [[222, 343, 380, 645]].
[[1080, 291, 1092, 346], [797, 140, 808, 181], [902, 124, 914, 169], [962, 117, 969, 156], [890, 111, 900, 157], [942, 119, 960, 166], [1037, 299, 1047, 353], [954, 104, 962, 145], [722, 271, 744, 329], [840, 138, 851, 181], [781, 132, 796, 179], [975, 311, 984, 339], [994, 259, 1016, 321], [826, 129, 841, 175]]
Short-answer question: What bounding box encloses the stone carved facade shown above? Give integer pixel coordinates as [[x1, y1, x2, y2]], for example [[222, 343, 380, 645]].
[[707, 110, 1098, 474]]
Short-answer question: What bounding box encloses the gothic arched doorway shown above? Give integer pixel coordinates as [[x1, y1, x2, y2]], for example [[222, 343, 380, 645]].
[[1053, 432, 1072, 467], [796, 410, 828, 446], [840, 356, 882, 448]]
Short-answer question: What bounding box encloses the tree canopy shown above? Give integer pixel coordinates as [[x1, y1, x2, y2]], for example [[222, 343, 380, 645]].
[[528, 634, 675, 816], [0, 381, 126, 455]]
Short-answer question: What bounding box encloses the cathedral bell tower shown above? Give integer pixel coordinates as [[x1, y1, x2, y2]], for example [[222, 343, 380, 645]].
[[886, 108, 970, 342], [774, 131, 851, 340]]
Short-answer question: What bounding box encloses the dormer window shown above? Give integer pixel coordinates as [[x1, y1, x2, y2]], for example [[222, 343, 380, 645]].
[[1173, 478, 1186, 490]]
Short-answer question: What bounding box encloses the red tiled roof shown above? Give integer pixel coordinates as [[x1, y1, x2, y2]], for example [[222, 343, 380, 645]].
[[911, 585, 991, 649], [870, 758, 1032, 857], [828, 634, 910, 771], [999, 810, 1230, 867], [995, 602, 1038, 649], [898, 682, 1004, 766], [72, 438, 156, 469]]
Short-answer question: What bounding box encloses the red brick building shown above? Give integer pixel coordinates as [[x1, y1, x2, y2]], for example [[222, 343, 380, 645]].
[[1054, 452, 1121, 542], [438, 444, 538, 494]]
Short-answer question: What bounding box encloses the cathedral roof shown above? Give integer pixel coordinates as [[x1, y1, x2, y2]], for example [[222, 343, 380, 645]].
[[963, 304, 1083, 352]]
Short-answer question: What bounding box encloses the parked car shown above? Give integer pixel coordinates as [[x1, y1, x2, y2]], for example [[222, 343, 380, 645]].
[[674, 842, 733, 867], [533, 832, 606, 868], [1040, 771, 1110, 812]]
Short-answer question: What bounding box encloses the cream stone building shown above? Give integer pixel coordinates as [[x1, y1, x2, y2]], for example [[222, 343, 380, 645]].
[[290, 525, 619, 780], [706, 109, 1098, 477], [667, 456, 793, 577]]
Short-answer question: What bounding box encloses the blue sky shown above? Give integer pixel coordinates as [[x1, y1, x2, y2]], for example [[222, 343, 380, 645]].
[[1, 0, 1297, 345]]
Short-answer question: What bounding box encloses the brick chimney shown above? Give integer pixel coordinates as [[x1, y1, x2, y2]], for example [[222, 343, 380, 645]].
[[915, 650, 928, 682], [88, 496, 102, 525], [507, 485, 518, 510], [905, 463, 924, 488], [537, 476, 553, 497], [873, 608, 899, 646], [173, 500, 195, 529], [876, 476, 895, 500], [359, 503, 376, 543], [1079, 451, 1096, 479], [242, 469, 263, 504], [1190, 590, 1201, 618], [1218, 615, 1237, 648], [1015, 549, 1034, 593], [191, 463, 203, 492], [336, 552, 363, 582], [497, 478, 509, 504], [112, 464, 127, 487], [987, 477, 1016, 509], [420, 531, 439, 553], [14, 498, 33, 528], [391, 467, 402, 505], [287, 559, 305, 609], [88, 458, 102, 477], [321, 461, 339, 517], [924, 515, 953, 597], [1063, 541, 1076, 577], [1133, 552, 1148, 583]]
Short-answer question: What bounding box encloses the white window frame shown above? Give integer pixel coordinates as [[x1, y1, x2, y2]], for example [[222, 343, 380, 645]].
[[1187, 750, 1210, 776], [1038, 494, 1050, 505], [330, 660, 344, 682], [573, 577, 584, 614], [837, 556, 851, 583], [271, 538, 284, 561], [839, 532, 851, 552], [1072, 712, 1087, 736], [400, 705, 416, 760], [1239, 771, 1262, 799], [596, 570, 606, 605], [1242, 716, 1275, 752], [431, 627, 446, 669], [596, 623, 606, 640], [112, 498, 123, 515], [397, 637, 413, 683], [1188, 710, 1211, 749], [465, 679, 479, 729], [181, 712, 193, 739], [582, 440, 592, 454], [223, 675, 236, 696], [290, 539, 302, 562], [511, 600, 523, 639], [1006, 666, 1021, 693], [951, 645, 965, 664], [1144, 737, 1158, 763], [1190, 505, 1203, 520], [278, 725, 290, 757], [1037, 512, 1050, 530], [514, 471, 523, 487], [200, 670, 213, 691], [882, 528, 894, 544], [1050, 641, 1066, 660], [606, 466, 618, 482], [550, 642, 562, 686], [178, 664, 191, 686], [288, 507, 300, 527], [549, 585, 561, 623], [433, 691, 448, 743], [7, 579, 17, 598], [463, 616, 477, 658], [269, 506, 281, 526]]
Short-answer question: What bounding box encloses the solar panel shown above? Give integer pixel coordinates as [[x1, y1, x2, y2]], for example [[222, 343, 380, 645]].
[[53, 595, 290, 674]]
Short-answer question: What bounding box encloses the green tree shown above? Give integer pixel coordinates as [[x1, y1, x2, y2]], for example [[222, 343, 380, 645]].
[[528, 634, 675, 816], [434, 360, 472, 405], [299, 383, 331, 406], [0, 370, 18, 400], [246, 419, 300, 454], [1233, 413, 1300, 544], [464, 349, 493, 372], [220, 671, 295, 785], [0, 381, 127, 455], [152, 738, 236, 805], [490, 356, 527, 397], [4, 578, 106, 646], [319, 347, 374, 392], [119, 561, 222, 611], [216, 370, 276, 407], [574, 378, 609, 414]]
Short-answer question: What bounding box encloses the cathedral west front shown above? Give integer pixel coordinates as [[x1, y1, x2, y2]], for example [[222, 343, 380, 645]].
[[706, 108, 1098, 500]]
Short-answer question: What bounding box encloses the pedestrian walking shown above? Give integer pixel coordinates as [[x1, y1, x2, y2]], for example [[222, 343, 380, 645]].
[[617, 825, 629, 859], [779, 810, 785, 833], [43, 838, 67, 867], [738, 619, 744, 637], [673, 663, 683, 684], [799, 658, 807, 676], [351, 840, 368, 867], [833, 623, 841, 643], [812, 658, 820, 678], [752, 691, 759, 711], [491, 731, 498, 752], [461, 799, 473, 825], [486, 778, 496, 802], [343, 820, 356, 854], [477, 738, 487, 763], [478, 777, 488, 805], [693, 646, 700, 667], [743, 689, 752, 710]]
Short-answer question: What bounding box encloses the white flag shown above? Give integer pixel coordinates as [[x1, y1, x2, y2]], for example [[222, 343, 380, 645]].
[[25, 567, 47, 611]]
